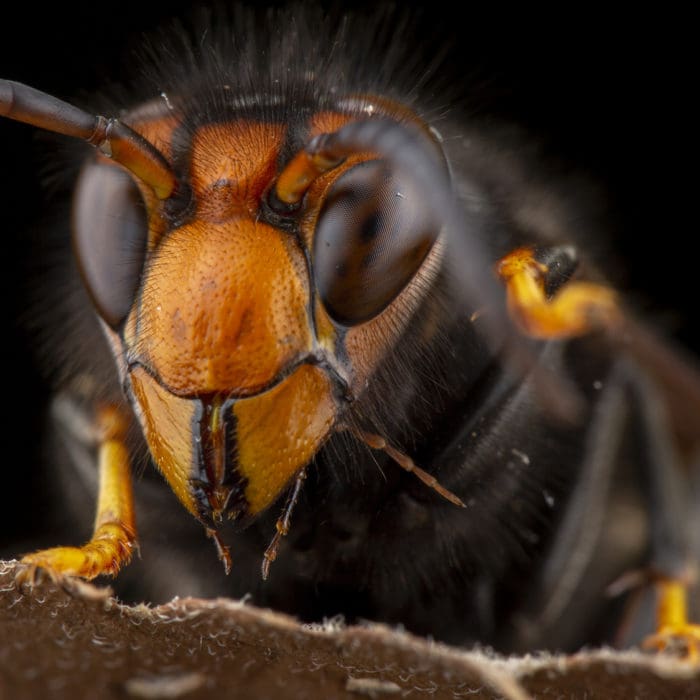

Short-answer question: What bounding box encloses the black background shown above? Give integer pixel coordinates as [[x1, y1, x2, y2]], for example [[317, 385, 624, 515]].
[[0, 3, 694, 545]]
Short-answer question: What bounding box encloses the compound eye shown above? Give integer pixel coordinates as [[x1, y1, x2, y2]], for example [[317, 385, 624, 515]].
[[73, 161, 149, 329], [313, 160, 437, 326]]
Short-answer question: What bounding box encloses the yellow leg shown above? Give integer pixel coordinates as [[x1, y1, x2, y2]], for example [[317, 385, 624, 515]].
[[496, 247, 620, 339], [643, 578, 700, 662], [17, 405, 137, 584]]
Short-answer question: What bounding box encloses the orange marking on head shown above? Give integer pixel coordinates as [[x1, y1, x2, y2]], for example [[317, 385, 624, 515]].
[[313, 297, 337, 354], [135, 219, 313, 396], [298, 121, 377, 250], [309, 95, 423, 136], [308, 110, 357, 138], [190, 121, 286, 221], [130, 114, 181, 161]]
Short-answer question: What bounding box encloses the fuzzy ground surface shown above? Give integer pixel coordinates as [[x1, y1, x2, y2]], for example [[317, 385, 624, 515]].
[[1, 560, 699, 699]]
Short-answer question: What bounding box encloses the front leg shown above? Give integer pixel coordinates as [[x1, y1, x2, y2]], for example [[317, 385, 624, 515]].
[[496, 246, 620, 339], [17, 404, 136, 583]]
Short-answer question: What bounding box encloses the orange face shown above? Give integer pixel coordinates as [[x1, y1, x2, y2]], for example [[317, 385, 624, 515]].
[[96, 98, 443, 531]]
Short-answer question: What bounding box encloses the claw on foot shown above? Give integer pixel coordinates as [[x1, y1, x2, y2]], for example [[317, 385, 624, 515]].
[[643, 577, 700, 663], [643, 624, 700, 663], [16, 524, 135, 588], [14, 562, 56, 590]]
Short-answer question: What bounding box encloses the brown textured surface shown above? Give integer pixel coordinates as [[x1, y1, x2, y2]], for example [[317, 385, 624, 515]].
[[1, 560, 699, 700]]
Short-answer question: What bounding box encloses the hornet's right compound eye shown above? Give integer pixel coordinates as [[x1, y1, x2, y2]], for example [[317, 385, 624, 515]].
[[312, 159, 438, 326], [73, 161, 149, 329]]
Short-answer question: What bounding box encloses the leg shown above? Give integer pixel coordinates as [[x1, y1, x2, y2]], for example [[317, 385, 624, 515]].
[[17, 404, 137, 583], [508, 354, 699, 656], [643, 578, 700, 661], [508, 362, 635, 651], [262, 468, 307, 580], [497, 245, 700, 656], [205, 528, 233, 575], [496, 246, 620, 339], [630, 367, 700, 659]]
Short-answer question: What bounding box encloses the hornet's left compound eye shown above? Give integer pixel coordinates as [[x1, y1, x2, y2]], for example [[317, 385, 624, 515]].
[[73, 161, 149, 329], [312, 159, 438, 326]]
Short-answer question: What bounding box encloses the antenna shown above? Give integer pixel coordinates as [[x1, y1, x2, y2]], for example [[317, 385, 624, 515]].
[[0, 79, 176, 199]]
